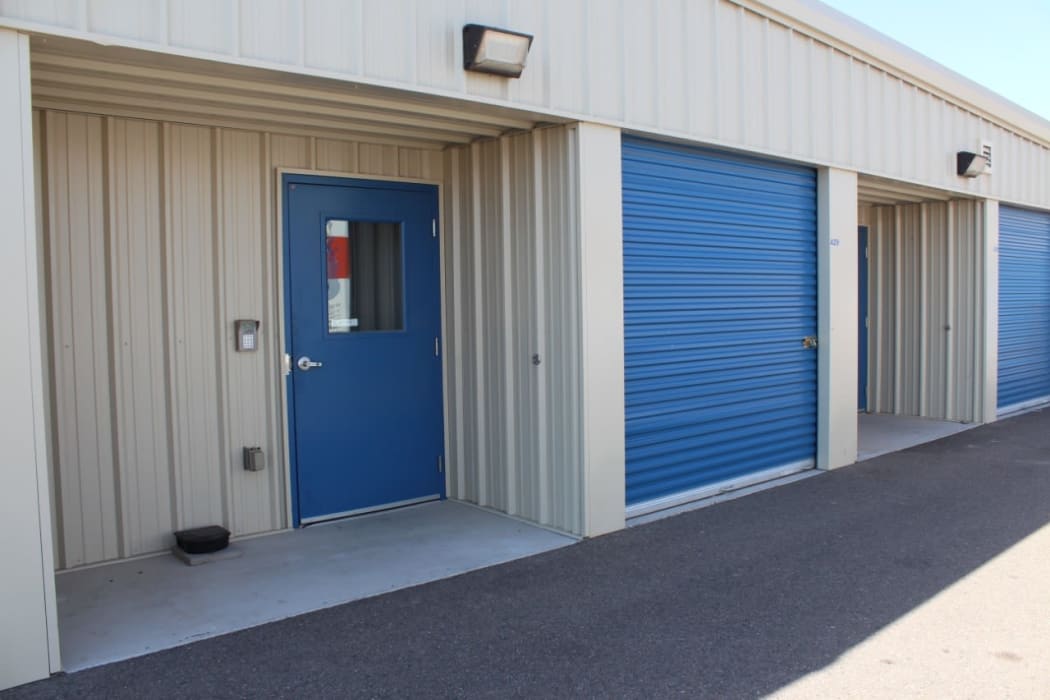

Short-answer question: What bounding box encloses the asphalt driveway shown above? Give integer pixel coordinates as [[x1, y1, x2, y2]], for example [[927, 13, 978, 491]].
[[7, 409, 1050, 699]]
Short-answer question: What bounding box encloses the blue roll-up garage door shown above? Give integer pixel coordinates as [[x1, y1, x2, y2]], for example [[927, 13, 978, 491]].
[[622, 137, 818, 510], [998, 205, 1050, 411]]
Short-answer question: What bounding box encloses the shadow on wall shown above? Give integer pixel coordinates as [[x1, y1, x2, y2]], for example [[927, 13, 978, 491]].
[[4, 410, 1050, 698]]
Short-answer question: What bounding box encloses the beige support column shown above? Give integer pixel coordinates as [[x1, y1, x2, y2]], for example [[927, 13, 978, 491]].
[[0, 29, 60, 689], [817, 168, 859, 470], [576, 123, 625, 536], [980, 200, 999, 423]]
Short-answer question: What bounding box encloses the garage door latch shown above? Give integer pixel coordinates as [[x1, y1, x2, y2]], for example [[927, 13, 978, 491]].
[[802, 336, 818, 349]]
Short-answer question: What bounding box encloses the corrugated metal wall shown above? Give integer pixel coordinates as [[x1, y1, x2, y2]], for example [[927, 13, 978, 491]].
[[444, 127, 584, 535], [861, 200, 986, 422], [38, 107, 444, 569], [4, 0, 1049, 209]]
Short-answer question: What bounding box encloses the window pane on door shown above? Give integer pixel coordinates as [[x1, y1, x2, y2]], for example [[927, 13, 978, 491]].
[[326, 219, 404, 333]]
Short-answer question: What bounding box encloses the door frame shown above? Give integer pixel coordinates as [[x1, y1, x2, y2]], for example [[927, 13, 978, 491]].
[[275, 168, 448, 528]]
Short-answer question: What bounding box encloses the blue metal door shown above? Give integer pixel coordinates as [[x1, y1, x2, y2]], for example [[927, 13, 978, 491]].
[[284, 175, 444, 525], [998, 205, 1050, 411], [858, 226, 869, 411], [622, 137, 818, 508]]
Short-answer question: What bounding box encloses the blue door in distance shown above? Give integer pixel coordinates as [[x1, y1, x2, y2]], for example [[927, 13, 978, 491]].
[[998, 205, 1050, 411], [858, 226, 869, 411], [622, 137, 818, 509], [284, 175, 444, 525]]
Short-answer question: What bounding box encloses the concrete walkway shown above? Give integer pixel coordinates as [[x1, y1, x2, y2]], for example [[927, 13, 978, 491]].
[[857, 412, 975, 461], [55, 500, 574, 671], [7, 409, 1050, 699]]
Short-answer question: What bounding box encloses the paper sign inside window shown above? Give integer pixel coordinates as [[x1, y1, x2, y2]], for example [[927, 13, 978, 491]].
[[326, 220, 358, 332]]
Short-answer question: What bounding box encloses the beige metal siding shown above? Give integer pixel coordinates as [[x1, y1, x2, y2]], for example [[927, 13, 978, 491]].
[[444, 127, 583, 535], [862, 200, 986, 422], [107, 117, 172, 558], [44, 111, 119, 567], [39, 107, 448, 568], [5, 0, 1049, 209]]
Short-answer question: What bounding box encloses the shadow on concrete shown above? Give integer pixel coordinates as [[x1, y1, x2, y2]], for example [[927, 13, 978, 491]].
[[5, 409, 1050, 699]]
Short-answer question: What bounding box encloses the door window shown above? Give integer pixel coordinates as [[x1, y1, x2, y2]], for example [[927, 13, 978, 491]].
[[326, 219, 404, 333]]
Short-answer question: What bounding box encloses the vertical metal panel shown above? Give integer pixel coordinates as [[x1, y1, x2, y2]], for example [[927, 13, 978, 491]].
[[237, 0, 302, 65], [314, 138, 358, 172], [166, 123, 226, 529], [33, 110, 61, 573], [867, 200, 985, 421], [502, 0, 546, 107], [997, 206, 1050, 410], [86, 0, 164, 42], [166, 0, 236, 55], [218, 129, 283, 535], [0, 0, 79, 27], [715, 1, 742, 145], [107, 116, 172, 557], [584, 0, 624, 120], [361, 0, 414, 84], [739, 10, 766, 149], [302, 0, 361, 74], [269, 133, 311, 169], [623, 0, 657, 128], [622, 136, 818, 506], [43, 111, 119, 568], [39, 106, 449, 568], [443, 126, 583, 535], [358, 143, 399, 177]]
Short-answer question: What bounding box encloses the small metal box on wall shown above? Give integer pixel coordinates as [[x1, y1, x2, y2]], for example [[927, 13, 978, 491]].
[[243, 446, 265, 472], [234, 319, 260, 352]]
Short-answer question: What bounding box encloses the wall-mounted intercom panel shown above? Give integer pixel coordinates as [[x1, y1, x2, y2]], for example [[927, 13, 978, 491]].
[[235, 319, 260, 352]]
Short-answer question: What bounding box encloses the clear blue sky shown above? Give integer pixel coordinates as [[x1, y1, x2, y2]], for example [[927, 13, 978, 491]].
[[819, 0, 1050, 121]]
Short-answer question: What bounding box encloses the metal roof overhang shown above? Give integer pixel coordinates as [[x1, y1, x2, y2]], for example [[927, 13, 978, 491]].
[[857, 174, 973, 206], [29, 35, 563, 150]]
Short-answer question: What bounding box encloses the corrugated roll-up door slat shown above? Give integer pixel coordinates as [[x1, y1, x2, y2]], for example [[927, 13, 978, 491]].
[[622, 137, 817, 509], [998, 206, 1050, 411]]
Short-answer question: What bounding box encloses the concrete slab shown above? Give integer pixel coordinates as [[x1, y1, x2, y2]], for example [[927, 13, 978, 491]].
[[170, 545, 243, 567], [857, 412, 975, 461], [55, 500, 574, 672]]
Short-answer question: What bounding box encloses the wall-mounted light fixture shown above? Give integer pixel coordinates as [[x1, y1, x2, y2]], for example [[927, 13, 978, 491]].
[[463, 24, 533, 78], [957, 142, 993, 178], [956, 151, 989, 178]]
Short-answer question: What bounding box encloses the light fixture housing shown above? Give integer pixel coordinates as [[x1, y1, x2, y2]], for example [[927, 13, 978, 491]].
[[463, 24, 533, 78], [956, 151, 989, 177]]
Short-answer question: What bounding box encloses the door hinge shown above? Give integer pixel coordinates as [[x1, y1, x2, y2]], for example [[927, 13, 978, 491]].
[[435, 337, 440, 357], [438, 455, 444, 473], [432, 219, 437, 238]]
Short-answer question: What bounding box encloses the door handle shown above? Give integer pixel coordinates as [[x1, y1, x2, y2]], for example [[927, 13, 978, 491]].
[[296, 356, 324, 371]]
